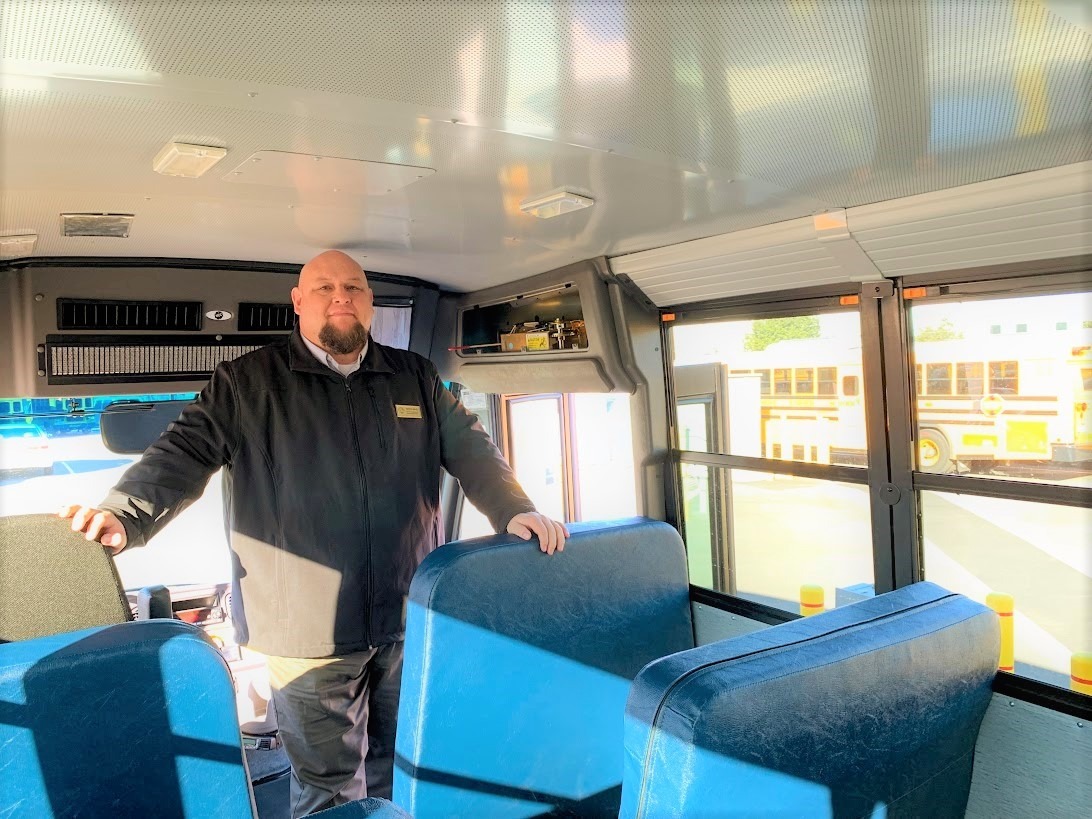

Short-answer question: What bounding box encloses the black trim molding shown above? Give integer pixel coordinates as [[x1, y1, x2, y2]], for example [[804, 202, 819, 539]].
[[992, 671, 1092, 720], [689, 585, 799, 626]]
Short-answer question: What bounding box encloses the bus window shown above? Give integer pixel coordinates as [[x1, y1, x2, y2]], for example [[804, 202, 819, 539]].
[[989, 361, 1019, 394], [677, 400, 713, 453], [956, 362, 985, 396], [926, 363, 952, 395], [0, 393, 229, 591], [794, 368, 815, 395], [910, 290, 1091, 690], [774, 368, 792, 395], [671, 311, 872, 610], [757, 369, 771, 395]]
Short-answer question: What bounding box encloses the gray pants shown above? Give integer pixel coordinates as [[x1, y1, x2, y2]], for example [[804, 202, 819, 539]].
[[267, 642, 404, 818]]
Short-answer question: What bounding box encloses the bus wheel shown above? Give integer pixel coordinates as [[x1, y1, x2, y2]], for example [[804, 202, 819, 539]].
[[918, 429, 952, 474]]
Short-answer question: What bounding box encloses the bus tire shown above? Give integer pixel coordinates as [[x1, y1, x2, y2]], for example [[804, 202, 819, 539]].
[[918, 429, 952, 474]]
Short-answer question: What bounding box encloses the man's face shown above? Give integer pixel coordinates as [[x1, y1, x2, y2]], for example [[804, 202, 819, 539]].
[[292, 253, 375, 356]]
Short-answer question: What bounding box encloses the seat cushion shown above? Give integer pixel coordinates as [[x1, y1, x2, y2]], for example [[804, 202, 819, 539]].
[[0, 619, 253, 817], [622, 582, 999, 819], [395, 517, 694, 818]]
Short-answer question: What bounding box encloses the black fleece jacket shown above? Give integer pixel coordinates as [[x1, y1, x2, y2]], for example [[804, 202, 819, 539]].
[[101, 330, 536, 657]]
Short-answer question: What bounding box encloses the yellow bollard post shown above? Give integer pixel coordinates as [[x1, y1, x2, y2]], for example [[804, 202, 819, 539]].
[[799, 585, 825, 617], [1071, 653, 1092, 696], [986, 593, 1015, 673]]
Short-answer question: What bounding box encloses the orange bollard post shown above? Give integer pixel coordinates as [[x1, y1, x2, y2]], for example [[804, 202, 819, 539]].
[[799, 585, 825, 617], [1071, 653, 1092, 696], [986, 593, 1015, 673]]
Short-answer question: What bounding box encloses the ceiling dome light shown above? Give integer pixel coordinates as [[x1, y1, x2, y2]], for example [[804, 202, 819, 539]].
[[519, 190, 594, 219]]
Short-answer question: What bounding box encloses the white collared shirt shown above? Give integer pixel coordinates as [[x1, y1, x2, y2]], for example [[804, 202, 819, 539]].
[[301, 333, 368, 377]]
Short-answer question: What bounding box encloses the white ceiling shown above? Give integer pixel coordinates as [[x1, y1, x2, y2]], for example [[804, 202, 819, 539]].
[[1, 0, 1089, 292]]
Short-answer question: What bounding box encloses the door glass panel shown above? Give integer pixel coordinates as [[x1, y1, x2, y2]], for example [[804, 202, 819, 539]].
[[571, 394, 637, 521], [920, 490, 1091, 689], [910, 291, 1092, 479], [672, 312, 867, 467], [508, 396, 567, 521]]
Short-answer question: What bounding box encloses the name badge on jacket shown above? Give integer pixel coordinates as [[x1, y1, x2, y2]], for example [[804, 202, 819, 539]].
[[396, 404, 423, 419]]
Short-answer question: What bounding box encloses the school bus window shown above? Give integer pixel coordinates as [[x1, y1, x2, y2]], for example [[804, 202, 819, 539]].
[[908, 292, 1092, 481], [926, 363, 952, 395], [774, 368, 792, 395], [914, 365, 922, 396], [920, 491, 1091, 690], [757, 369, 771, 395], [794, 368, 814, 395], [1081, 367, 1092, 391], [671, 311, 867, 474], [956, 362, 984, 396], [987, 361, 1018, 394]]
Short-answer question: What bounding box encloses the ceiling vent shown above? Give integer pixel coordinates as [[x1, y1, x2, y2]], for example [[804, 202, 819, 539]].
[[238, 302, 295, 332], [61, 213, 134, 238], [57, 298, 203, 331]]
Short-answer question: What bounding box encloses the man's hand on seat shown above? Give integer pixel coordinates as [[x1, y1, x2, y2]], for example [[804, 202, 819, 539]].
[[58, 505, 127, 554], [506, 512, 569, 555]]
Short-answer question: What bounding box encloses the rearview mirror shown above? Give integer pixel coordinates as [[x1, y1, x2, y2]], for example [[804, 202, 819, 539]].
[[100, 400, 191, 454]]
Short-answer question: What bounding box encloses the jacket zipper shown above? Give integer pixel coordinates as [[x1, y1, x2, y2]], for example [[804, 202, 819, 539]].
[[345, 380, 373, 645], [364, 380, 387, 452]]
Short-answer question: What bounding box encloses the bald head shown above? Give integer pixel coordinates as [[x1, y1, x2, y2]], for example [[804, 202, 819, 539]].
[[298, 250, 364, 288], [292, 250, 375, 362]]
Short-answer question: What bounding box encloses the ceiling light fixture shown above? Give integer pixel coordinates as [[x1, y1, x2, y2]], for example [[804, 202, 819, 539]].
[[152, 142, 227, 178], [519, 190, 594, 219]]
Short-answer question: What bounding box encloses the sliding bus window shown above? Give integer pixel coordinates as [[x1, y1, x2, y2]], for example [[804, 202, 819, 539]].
[[672, 312, 868, 466], [908, 292, 1091, 479], [909, 287, 1091, 692], [671, 308, 874, 610]]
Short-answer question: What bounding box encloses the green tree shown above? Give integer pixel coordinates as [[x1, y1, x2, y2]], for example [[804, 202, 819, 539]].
[[915, 318, 963, 341], [743, 316, 820, 351]]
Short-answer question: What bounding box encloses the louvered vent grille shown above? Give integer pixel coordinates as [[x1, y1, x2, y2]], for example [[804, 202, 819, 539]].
[[238, 302, 295, 331], [43, 334, 279, 385], [58, 298, 203, 331]]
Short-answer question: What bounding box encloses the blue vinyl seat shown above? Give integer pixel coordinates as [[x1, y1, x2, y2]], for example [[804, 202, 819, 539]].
[[621, 581, 999, 818], [0, 619, 409, 818], [394, 518, 695, 818]]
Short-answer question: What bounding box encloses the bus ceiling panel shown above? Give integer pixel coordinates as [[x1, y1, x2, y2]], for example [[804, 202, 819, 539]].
[[3, 2, 1090, 293]]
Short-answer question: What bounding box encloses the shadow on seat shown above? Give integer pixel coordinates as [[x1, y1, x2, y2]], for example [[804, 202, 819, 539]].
[[0, 513, 133, 642], [0, 619, 410, 818], [393, 517, 696, 818], [622, 581, 1000, 818]]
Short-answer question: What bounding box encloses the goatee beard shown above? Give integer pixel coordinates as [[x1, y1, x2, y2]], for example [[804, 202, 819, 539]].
[[319, 320, 369, 356]]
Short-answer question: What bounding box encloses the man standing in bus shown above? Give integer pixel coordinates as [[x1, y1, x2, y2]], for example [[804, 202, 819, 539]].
[[61, 249, 568, 816]]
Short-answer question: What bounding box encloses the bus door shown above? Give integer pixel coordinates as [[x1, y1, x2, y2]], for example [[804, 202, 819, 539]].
[[674, 363, 760, 593]]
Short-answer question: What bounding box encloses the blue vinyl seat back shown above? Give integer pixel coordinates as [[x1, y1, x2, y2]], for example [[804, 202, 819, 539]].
[[394, 518, 694, 818], [0, 619, 255, 818], [622, 582, 999, 819]]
